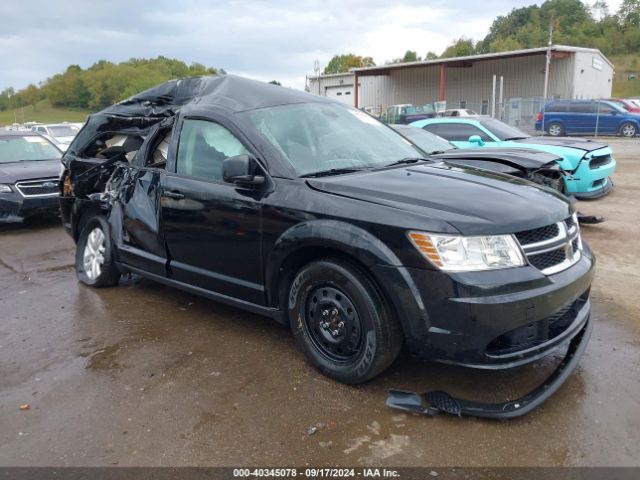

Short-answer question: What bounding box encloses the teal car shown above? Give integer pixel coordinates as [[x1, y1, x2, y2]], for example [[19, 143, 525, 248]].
[[411, 117, 616, 199]]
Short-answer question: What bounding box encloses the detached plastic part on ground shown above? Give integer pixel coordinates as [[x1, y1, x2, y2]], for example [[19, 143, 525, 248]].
[[577, 213, 606, 225], [387, 317, 592, 419]]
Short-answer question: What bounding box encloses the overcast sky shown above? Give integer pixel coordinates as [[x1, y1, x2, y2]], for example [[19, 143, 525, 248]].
[[0, 0, 623, 92]]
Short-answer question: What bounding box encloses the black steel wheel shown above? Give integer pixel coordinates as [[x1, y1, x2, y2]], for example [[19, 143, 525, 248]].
[[305, 285, 363, 363], [288, 258, 402, 384]]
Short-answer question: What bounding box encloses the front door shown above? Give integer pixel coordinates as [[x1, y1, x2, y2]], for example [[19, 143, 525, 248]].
[[160, 118, 265, 305]]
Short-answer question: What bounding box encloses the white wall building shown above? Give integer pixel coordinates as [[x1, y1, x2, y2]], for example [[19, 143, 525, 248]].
[[308, 45, 614, 117]]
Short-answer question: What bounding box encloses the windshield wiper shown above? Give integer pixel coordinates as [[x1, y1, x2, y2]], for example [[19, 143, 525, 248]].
[[504, 136, 529, 141], [382, 157, 430, 167], [299, 166, 371, 178]]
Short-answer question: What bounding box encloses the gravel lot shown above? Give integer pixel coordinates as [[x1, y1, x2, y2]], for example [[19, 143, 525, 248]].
[[0, 138, 639, 467]]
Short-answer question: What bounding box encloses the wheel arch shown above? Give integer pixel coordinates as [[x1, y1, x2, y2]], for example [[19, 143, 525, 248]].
[[71, 199, 111, 242], [266, 220, 430, 343]]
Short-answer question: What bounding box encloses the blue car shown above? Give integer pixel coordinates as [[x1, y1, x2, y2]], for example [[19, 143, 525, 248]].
[[535, 100, 640, 137], [411, 117, 616, 199]]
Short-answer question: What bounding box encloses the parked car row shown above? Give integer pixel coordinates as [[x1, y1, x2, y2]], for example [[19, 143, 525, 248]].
[[54, 76, 597, 417]]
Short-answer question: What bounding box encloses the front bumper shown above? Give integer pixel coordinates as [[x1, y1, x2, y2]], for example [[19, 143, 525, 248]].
[[376, 243, 595, 369], [0, 190, 60, 223], [564, 155, 616, 198]]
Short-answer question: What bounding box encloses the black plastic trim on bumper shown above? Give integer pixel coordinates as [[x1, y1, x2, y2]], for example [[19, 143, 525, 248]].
[[573, 177, 614, 200], [386, 315, 592, 419]]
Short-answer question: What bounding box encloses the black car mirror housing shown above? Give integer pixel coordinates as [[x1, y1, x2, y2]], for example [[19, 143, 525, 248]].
[[223, 154, 265, 186]]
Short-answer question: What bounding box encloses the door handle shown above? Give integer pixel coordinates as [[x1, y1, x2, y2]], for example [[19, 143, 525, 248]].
[[162, 190, 185, 200]]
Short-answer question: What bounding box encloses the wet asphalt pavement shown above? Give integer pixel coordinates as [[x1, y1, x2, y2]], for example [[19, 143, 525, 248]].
[[1, 139, 639, 467]]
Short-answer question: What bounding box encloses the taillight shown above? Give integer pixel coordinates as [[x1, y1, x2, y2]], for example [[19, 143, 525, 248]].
[[536, 112, 543, 121]]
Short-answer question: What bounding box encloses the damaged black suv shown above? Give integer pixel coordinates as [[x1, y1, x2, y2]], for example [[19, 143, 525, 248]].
[[60, 76, 594, 394]]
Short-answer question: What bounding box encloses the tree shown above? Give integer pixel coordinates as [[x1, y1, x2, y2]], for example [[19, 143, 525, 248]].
[[269, 80, 282, 86], [425, 51, 439, 60], [441, 38, 476, 58], [617, 0, 640, 28], [20, 84, 41, 110], [401, 50, 420, 62], [591, 0, 610, 21], [323, 54, 375, 74]]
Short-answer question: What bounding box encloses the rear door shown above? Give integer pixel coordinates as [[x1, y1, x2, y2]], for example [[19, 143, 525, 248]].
[[108, 128, 170, 277], [160, 117, 265, 305]]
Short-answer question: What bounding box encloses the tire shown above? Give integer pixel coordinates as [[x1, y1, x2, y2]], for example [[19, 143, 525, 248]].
[[287, 258, 402, 384], [547, 122, 564, 137], [619, 122, 637, 137], [75, 216, 121, 287]]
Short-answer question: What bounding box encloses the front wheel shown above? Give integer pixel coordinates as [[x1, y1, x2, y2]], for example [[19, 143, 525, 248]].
[[288, 259, 402, 384], [619, 122, 637, 137], [547, 122, 564, 136], [75, 216, 121, 287]]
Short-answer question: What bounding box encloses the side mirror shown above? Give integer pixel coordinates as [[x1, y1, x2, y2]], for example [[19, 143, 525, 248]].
[[468, 135, 485, 146], [222, 154, 265, 186]]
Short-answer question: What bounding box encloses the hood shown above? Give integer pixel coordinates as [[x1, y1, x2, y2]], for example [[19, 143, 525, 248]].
[[513, 136, 608, 153], [306, 163, 571, 236], [431, 147, 560, 170], [0, 160, 61, 184]]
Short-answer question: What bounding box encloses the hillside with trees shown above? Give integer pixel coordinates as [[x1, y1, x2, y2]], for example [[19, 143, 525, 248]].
[[0, 57, 222, 118]]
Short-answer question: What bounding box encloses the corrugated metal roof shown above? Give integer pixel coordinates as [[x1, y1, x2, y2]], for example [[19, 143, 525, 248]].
[[349, 45, 613, 76]]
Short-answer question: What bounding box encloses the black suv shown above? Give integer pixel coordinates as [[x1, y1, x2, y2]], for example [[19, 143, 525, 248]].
[[60, 76, 594, 388]]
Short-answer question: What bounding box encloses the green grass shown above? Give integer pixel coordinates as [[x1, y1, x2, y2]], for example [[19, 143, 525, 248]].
[[611, 53, 640, 98], [0, 100, 91, 127]]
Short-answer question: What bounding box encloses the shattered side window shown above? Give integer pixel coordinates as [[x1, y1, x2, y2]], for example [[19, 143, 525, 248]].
[[176, 119, 248, 181], [82, 133, 144, 163]]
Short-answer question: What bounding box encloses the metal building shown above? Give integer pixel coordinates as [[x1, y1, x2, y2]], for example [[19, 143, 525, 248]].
[[308, 45, 614, 118]]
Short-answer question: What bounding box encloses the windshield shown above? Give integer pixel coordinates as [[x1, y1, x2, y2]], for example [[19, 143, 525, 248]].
[[404, 104, 434, 115], [48, 125, 78, 137], [480, 118, 529, 140], [393, 127, 454, 154], [247, 102, 422, 176], [0, 135, 60, 163]]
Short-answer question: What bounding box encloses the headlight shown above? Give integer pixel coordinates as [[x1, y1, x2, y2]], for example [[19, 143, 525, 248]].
[[408, 231, 525, 271], [0, 184, 13, 194]]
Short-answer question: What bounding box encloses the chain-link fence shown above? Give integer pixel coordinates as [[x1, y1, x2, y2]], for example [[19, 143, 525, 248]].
[[434, 97, 639, 138]]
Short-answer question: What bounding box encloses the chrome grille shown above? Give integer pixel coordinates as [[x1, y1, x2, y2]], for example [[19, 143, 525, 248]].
[[515, 214, 581, 275], [15, 178, 59, 197], [514, 223, 559, 245]]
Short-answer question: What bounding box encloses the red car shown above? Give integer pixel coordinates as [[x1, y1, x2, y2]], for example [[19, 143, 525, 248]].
[[605, 98, 640, 113]]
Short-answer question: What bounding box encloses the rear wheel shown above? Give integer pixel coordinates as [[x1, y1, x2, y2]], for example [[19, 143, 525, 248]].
[[547, 122, 564, 137], [288, 258, 402, 384], [75, 216, 120, 287], [619, 122, 637, 137]]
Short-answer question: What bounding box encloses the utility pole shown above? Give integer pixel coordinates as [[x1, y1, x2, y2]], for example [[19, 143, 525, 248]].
[[541, 22, 553, 136], [313, 60, 321, 96], [542, 22, 553, 101]]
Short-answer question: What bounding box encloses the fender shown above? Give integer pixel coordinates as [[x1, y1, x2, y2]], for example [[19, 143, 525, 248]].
[[265, 219, 432, 344]]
